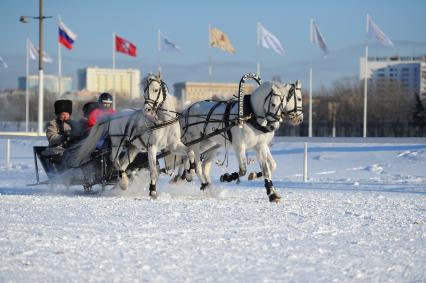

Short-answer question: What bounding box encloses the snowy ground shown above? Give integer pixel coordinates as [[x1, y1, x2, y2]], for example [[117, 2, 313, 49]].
[[1, 138, 426, 282]]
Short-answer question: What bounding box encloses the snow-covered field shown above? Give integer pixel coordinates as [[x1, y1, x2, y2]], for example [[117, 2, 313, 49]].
[[1, 138, 426, 282]]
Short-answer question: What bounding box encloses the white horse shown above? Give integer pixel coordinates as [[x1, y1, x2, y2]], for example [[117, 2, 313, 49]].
[[67, 74, 195, 198], [176, 78, 303, 202]]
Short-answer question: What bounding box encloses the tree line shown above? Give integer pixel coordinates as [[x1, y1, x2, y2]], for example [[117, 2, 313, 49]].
[[1, 77, 425, 137], [278, 77, 426, 137]]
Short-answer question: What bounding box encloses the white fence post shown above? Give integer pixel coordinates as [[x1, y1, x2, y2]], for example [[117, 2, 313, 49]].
[[303, 142, 308, 182], [6, 139, 11, 170]]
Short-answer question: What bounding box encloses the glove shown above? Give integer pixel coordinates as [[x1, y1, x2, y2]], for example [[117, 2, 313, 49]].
[[63, 132, 73, 143]]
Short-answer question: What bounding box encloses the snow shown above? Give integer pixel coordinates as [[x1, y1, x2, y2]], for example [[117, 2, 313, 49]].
[[1, 138, 426, 282]]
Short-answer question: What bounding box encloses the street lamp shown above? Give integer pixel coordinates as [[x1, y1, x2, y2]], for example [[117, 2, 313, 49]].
[[19, 0, 52, 135]]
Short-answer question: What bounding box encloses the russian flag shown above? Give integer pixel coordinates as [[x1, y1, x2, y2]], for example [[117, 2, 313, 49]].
[[59, 21, 77, 50]]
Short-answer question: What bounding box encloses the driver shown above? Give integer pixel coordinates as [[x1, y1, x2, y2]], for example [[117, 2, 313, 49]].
[[44, 99, 80, 156], [87, 92, 117, 129]]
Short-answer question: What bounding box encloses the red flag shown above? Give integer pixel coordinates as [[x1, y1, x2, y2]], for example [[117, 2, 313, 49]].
[[115, 35, 137, 57]]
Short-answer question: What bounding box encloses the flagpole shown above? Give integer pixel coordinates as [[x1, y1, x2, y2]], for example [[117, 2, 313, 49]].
[[25, 38, 30, 132], [363, 14, 369, 138], [37, 0, 44, 135], [309, 64, 313, 138], [309, 18, 313, 138], [158, 29, 161, 73], [256, 22, 260, 77], [208, 24, 212, 79], [57, 14, 62, 97], [112, 32, 116, 110]]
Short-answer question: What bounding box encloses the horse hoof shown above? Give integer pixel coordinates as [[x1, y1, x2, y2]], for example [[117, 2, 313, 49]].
[[185, 171, 193, 182], [248, 172, 257, 181], [248, 171, 263, 180], [268, 193, 281, 203], [149, 190, 158, 199], [119, 174, 129, 191], [169, 175, 179, 184], [200, 183, 210, 191]]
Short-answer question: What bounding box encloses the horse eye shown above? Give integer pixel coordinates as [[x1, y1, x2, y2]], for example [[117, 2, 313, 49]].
[[272, 103, 276, 107], [297, 98, 302, 101]]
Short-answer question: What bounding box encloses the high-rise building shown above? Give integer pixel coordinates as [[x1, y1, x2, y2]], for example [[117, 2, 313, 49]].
[[173, 82, 255, 106], [360, 55, 426, 100], [78, 67, 140, 99], [18, 75, 72, 94]]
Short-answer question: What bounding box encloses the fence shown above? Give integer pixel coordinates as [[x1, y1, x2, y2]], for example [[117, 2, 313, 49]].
[[1, 132, 426, 181]]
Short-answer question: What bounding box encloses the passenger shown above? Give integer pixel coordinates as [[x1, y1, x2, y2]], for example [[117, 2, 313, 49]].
[[87, 92, 117, 130], [78, 101, 97, 137], [43, 99, 80, 156]]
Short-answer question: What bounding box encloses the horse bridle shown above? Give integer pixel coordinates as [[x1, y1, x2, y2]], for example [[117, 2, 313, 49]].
[[283, 84, 303, 118], [143, 77, 168, 112], [262, 89, 286, 123]]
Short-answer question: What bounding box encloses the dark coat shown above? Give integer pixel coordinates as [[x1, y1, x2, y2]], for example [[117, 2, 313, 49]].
[[45, 118, 80, 148]]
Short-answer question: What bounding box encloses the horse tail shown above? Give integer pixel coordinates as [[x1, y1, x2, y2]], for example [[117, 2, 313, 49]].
[[67, 122, 108, 167]]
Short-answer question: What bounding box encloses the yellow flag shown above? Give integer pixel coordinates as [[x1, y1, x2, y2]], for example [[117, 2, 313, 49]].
[[210, 27, 236, 54]]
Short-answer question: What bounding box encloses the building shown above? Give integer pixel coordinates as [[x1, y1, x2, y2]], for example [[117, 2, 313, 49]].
[[18, 75, 72, 94], [360, 55, 426, 100], [78, 67, 140, 99], [173, 82, 256, 105]]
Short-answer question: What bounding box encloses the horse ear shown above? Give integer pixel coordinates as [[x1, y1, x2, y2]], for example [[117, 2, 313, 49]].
[[296, 80, 301, 88], [157, 71, 162, 80]]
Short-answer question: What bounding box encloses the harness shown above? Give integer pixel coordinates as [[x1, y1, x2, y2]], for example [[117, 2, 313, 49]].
[[284, 84, 303, 118], [243, 95, 271, 133], [143, 77, 169, 112]]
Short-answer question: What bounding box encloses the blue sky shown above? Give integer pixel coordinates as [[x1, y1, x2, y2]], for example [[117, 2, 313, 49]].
[[0, 0, 425, 92]]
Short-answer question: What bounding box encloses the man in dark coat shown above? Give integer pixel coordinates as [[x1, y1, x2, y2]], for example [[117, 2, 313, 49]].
[[44, 100, 80, 154]]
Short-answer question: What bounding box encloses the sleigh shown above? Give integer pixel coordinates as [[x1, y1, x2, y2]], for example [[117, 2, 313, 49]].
[[31, 144, 154, 192]]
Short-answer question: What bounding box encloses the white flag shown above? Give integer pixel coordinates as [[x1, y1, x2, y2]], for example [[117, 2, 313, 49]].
[[258, 23, 284, 55], [27, 39, 53, 63], [311, 20, 328, 55], [368, 17, 394, 47], [0, 56, 7, 68], [160, 32, 180, 52]]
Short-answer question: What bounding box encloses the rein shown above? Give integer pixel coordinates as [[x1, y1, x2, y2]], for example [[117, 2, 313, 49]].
[[284, 84, 303, 117]]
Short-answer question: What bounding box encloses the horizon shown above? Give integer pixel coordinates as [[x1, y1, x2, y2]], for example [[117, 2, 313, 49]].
[[1, 0, 426, 92]]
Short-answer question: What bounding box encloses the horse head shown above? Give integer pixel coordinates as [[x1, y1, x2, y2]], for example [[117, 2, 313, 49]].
[[141, 73, 168, 118], [283, 80, 303, 125], [250, 81, 287, 131]]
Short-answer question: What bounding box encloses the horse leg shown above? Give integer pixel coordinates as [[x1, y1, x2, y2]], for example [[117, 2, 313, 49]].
[[220, 144, 246, 183], [147, 145, 159, 199], [256, 144, 281, 203], [191, 144, 208, 190], [117, 145, 139, 191], [169, 141, 196, 177], [248, 147, 275, 180], [200, 147, 218, 188]]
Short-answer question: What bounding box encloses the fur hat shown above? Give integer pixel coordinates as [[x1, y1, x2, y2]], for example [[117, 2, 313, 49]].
[[54, 99, 73, 115]]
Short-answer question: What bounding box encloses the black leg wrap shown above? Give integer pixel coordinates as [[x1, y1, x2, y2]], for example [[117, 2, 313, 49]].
[[181, 170, 187, 180], [264, 179, 281, 202], [149, 183, 157, 199], [220, 172, 239, 183], [200, 182, 209, 191], [189, 162, 196, 171]]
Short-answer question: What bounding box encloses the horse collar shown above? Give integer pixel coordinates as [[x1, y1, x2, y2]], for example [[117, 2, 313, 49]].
[[243, 95, 274, 133]]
